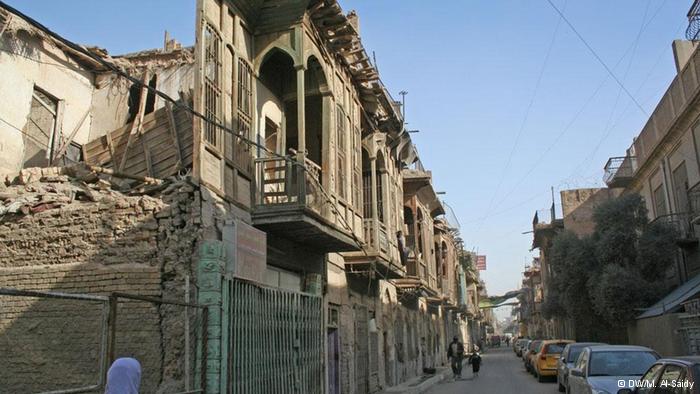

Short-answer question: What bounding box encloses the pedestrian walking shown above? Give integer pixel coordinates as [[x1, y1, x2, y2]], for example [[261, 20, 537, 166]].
[[105, 357, 141, 394], [469, 347, 482, 378], [446, 336, 464, 380]]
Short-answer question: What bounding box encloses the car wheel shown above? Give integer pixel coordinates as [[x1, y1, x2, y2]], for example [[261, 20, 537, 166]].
[[557, 379, 565, 392], [537, 371, 545, 383]]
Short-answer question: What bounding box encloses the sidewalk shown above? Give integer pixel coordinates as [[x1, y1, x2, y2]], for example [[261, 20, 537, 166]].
[[380, 366, 455, 394]]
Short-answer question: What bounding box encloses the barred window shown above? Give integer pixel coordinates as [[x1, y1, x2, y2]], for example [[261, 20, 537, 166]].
[[237, 58, 252, 117], [203, 24, 222, 148]]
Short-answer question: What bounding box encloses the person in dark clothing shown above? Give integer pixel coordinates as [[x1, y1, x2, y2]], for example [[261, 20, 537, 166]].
[[446, 336, 464, 379], [469, 347, 482, 378]]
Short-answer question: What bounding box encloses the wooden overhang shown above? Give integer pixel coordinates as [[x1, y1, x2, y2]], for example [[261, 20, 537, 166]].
[[403, 169, 445, 218], [343, 253, 405, 279], [393, 277, 438, 298], [253, 205, 360, 253]]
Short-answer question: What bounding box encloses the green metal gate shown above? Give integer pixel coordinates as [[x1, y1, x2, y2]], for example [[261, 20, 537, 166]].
[[228, 278, 323, 394]]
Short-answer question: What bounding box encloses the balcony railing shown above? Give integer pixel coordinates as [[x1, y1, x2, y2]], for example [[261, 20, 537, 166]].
[[651, 212, 698, 247], [254, 156, 322, 212], [363, 219, 391, 254], [689, 182, 700, 218], [603, 156, 636, 188]]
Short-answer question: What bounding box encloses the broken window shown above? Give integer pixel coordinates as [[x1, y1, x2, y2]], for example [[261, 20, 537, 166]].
[[22, 87, 60, 168], [203, 23, 222, 148], [126, 74, 157, 123]]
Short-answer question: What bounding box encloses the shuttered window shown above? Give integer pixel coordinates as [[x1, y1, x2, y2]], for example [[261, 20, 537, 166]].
[[336, 105, 347, 199]]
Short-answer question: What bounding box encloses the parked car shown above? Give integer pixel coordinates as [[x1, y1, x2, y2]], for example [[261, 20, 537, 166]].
[[618, 356, 700, 394], [557, 342, 606, 392], [514, 338, 529, 356], [517, 339, 531, 357], [567, 345, 660, 394], [525, 340, 543, 373], [533, 339, 574, 383]]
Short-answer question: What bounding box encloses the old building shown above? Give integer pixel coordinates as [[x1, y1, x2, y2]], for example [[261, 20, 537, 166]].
[[600, 1, 700, 356], [517, 259, 545, 339], [0, 1, 485, 393]]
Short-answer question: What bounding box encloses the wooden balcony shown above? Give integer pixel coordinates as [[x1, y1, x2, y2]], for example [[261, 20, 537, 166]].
[[252, 157, 360, 252], [343, 218, 404, 278]]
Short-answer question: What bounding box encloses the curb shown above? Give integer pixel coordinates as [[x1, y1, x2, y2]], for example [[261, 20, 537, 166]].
[[381, 367, 453, 394]]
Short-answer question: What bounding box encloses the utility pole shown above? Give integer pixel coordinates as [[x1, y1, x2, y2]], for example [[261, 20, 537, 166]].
[[399, 90, 407, 121]]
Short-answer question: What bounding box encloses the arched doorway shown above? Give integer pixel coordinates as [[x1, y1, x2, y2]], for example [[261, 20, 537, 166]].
[[258, 49, 296, 154]]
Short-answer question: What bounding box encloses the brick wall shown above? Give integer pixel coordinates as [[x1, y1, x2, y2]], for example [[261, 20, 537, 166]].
[[0, 171, 204, 393], [0, 263, 162, 393]]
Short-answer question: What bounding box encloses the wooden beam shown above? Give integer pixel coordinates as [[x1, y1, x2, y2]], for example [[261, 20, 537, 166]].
[[118, 73, 149, 172], [165, 101, 184, 168], [104, 130, 116, 165], [52, 108, 90, 165], [141, 138, 154, 177]]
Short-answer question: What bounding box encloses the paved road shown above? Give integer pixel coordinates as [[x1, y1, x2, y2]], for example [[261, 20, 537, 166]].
[[427, 347, 560, 394]]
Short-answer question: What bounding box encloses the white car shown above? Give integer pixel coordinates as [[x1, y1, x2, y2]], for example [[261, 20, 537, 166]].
[[567, 345, 659, 394]]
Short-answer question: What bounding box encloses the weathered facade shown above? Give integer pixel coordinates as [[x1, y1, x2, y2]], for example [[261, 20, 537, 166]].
[[601, 13, 700, 354], [0, 1, 486, 393]]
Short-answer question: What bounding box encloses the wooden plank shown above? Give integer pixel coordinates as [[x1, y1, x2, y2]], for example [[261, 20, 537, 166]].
[[53, 109, 90, 164], [118, 73, 149, 172], [165, 101, 184, 168], [104, 132, 116, 166], [141, 139, 154, 177]]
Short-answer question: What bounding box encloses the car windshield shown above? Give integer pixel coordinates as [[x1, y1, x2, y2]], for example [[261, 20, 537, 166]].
[[588, 351, 658, 377], [568, 347, 585, 363], [545, 343, 567, 354]]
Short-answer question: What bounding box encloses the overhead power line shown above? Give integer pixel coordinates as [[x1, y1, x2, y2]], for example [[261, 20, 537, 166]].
[[476, 1, 567, 233], [544, 0, 649, 116]]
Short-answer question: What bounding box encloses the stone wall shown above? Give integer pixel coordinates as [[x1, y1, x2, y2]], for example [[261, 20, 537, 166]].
[[0, 166, 204, 393]]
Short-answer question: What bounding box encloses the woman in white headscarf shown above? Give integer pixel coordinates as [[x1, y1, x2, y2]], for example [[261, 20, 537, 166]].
[[105, 357, 141, 394]]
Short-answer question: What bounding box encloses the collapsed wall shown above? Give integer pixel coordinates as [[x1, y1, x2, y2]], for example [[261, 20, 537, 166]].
[[0, 165, 202, 393]]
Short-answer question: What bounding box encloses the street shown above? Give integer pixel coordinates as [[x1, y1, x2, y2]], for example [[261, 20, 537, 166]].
[[427, 347, 560, 394]]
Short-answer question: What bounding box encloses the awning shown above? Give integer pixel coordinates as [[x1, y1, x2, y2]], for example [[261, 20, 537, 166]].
[[637, 273, 700, 319]]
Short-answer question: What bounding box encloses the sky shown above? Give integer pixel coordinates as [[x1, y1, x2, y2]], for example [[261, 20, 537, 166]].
[[4, 0, 690, 304]]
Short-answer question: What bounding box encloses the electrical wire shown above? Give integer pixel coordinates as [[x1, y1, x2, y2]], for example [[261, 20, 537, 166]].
[[477, 0, 567, 234], [544, 0, 648, 116], [486, 0, 676, 217]]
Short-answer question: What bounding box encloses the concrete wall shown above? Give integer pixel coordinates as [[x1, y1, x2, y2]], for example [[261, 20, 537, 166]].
[[0, 23, 95, 178], [628, 314, 685, 357], [561, 188, 619, 237]]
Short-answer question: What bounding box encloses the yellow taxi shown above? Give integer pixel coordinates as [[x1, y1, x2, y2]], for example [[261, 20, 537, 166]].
[[533, 339, 574, 383]]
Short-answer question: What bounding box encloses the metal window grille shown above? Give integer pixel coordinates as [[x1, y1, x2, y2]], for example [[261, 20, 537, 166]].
[[203, 24, 222, 148]]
